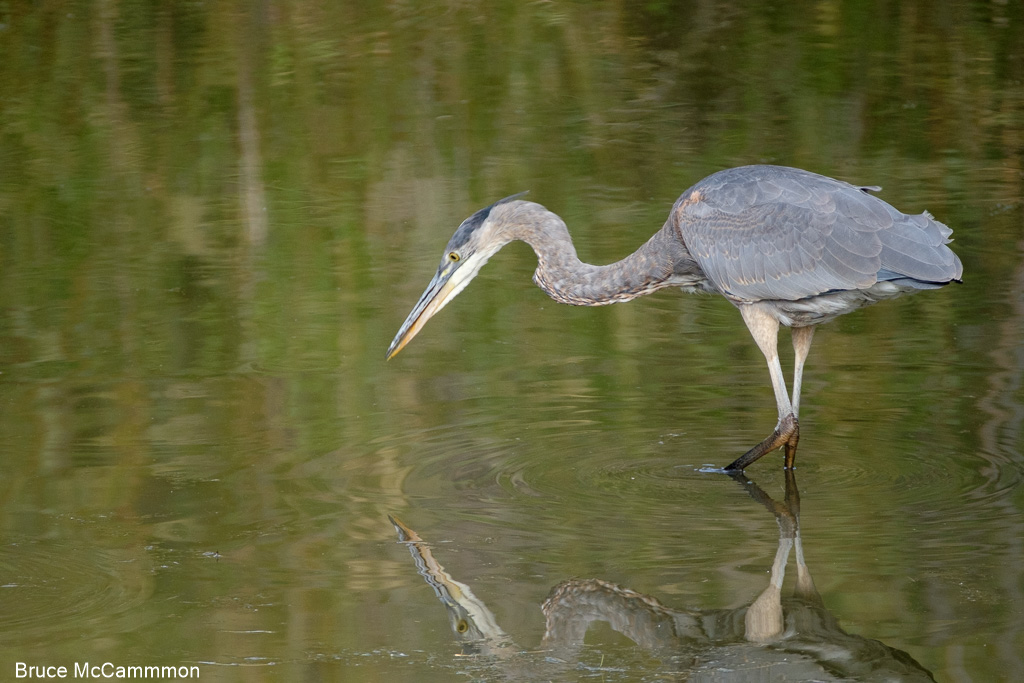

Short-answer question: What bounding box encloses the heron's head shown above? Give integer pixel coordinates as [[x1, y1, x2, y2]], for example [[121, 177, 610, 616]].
[[386, 192, 529, 360]]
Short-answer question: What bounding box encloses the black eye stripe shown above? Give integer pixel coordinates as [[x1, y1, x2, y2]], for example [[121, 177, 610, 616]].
[[447, 192, 529, 251]]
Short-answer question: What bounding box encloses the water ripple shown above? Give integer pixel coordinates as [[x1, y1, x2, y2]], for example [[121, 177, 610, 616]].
[[0, 540, 151, 643]]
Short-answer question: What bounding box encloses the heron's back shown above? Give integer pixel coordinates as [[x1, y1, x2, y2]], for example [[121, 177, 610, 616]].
[[672, 165, 962, 321]]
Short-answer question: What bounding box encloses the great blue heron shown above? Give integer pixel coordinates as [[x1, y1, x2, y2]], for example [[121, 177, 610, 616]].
[[387, 165, 963, 470]]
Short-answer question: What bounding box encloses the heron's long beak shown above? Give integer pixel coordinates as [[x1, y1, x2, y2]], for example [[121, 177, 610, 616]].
[[386, 256, 482, 360]]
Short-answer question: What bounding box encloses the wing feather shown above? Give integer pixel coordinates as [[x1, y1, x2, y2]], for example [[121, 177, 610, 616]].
[[674, 165, 962, 302]]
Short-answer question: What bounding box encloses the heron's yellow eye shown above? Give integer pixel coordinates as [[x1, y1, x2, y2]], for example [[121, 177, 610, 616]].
[[455, 619, 469, 633], [448, 252, 460, 262]]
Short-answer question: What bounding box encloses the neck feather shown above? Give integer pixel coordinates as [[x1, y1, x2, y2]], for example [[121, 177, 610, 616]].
[[502, 203, 698, 306]]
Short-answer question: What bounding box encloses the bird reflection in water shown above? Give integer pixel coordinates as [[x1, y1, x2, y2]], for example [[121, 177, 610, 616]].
[[388, 514, 517, 659], [389, 473, 936, 681], [387, 166, 963, 470]]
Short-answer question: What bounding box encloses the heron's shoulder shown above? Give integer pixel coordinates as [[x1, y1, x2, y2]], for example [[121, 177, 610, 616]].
[[672, 165, 889, 226], [696, 164, 853, 187]]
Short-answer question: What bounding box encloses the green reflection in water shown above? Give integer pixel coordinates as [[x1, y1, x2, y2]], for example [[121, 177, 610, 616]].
[[0, 1, 1022, 681]]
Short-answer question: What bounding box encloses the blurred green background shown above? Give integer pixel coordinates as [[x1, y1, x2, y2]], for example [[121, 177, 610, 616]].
[[0, 1, 1021, 681]]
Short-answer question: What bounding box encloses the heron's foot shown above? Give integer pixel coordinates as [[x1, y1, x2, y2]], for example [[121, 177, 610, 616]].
[[724, 414, 799, 471], [783, 418, 800, 469]]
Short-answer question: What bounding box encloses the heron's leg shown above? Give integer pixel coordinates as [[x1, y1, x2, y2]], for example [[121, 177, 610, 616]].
[[783, 469, 819, 602], [790, 326, 815, 418], [724, 306, 799, 471], [744, 532, 791, 643], [775, 326, 815, 468], [738, 305, 793, 421]]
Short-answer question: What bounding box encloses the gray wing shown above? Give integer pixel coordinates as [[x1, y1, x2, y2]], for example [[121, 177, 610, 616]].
[[674, 165, 963, 302]]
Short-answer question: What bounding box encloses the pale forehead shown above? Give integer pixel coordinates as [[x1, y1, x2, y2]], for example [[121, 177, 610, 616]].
[[446, 192, 529, 251]]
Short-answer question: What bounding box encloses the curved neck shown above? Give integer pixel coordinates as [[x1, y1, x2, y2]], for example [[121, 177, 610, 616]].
[[504, 204, 700, 306]]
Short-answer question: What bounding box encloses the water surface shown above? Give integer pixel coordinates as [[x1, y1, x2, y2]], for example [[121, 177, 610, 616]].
[[1, 2, 1022, 681]]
